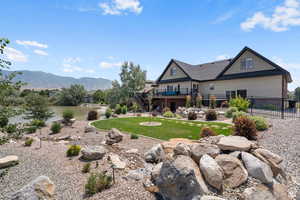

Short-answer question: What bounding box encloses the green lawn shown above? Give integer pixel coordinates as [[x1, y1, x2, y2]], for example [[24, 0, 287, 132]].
[[91, 117, 233, 141]]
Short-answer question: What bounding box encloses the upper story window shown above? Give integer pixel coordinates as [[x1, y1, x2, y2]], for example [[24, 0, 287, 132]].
[[241, 58, 254, 70], [170, 67, 177, 76]]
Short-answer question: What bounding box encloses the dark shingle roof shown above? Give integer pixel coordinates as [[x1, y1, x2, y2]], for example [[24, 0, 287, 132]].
[[173, 59, 232, 81]]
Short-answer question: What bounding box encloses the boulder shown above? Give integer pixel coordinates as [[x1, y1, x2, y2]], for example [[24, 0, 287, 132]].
[[191, 143, 220, 163], [84, 126, 96, 133], [200, 196, 226, 200], [126, 168, 149, 181], [105, 128, 123, 145], [254, 148, 283, 164], [10, 176, 55, 200], [151, 162, 163, 181], [173, 142, 191, 156], [109, 154, 126, 169], [81, 146, 107, 161], [143, 179, 159, 193], [215, 154, 248, 188], [0, 155, 19, 169], [242, 184, 274, 200], [144, 144, 165, 163], [229, 151, 241, 158], [217, 136, 254, 151], [273, 183, 292, 200], [199, 135, 224, 145], [155, 155, 208, 200], [241, 152, 273, 184], [199, 154, 223, 190]]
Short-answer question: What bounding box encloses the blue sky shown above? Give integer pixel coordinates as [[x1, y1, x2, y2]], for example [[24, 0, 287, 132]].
[[1, 0, 300, 90]]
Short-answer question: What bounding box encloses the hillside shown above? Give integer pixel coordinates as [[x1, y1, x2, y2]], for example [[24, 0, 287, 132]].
[[2, 70, 112, 91]]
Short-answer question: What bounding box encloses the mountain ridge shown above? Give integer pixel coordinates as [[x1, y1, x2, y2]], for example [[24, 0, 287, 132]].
[[2, 70, 112, 91]]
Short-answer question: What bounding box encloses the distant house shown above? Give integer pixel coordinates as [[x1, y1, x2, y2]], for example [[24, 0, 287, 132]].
[[152, 47, 292, 111]]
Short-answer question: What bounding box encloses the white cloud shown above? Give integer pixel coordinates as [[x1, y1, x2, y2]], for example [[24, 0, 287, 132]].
[[34, 49, 48, 56], [4, 47, 28, 62], [241, 0, 300, 32], [16, 40, 48, 48], [63, 57, 81, 63], [99, 0, 143, 15], [213, 11, 235, 24], [99, 61, 122, 68], [62, 58, 94, 73], [216, 54, 230, 60]]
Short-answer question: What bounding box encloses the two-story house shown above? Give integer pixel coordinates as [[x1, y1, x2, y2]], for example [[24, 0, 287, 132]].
[[152, 47, 292, 111]]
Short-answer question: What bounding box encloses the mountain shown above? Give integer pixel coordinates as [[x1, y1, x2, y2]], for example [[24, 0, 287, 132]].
[[2, 70, 112, 91]]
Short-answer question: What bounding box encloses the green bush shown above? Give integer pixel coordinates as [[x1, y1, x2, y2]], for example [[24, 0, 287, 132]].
[[87, 110, 98, 121], [5, 124, 17, 134], [234, 116, 257, 140], [162, 107, 170, 113], [31, 119, 46, 128], [121, 105, 127, 114], [85, 172, 113, 195], [229, 97, 250, 112], [24, 138, 34, 146], [225, 107, 239, 118], [63, 110, 74, 122], [209, 95, 217, 109], [66, 145, 81, 157], [130, 134, 139, 139], [0, 137, 9, 145], [249, 116, 268, 131], [51, 122, 62, 134], [105, 108, 112, 119], [0, 115, 9, 128], [232, 111, 247, 122], [25, 126, 37, 134], [188, 112, 197, 120], [82, 163, 91, 173], [200, 127, 216, 138], [205, 109, 217, 121], [163, 111, 175, 118], [115, 104, 122, 114]]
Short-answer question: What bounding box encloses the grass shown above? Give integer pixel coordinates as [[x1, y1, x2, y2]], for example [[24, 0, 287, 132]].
[[92, 117, 232, 140]]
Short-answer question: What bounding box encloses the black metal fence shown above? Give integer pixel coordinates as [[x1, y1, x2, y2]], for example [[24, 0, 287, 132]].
[[249, 97, 300, 119]]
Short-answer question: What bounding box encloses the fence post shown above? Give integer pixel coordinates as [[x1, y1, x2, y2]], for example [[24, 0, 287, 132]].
[[281, 98, 284, 119]]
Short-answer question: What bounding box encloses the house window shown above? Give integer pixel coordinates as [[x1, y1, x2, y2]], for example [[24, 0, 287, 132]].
[[209, 83, 215, 90], [226, 90, 237, 99], [237, 90, 247, 98], [226, 90, 247, 99], [170, 67, 177, 76], [241, 58, 254, 70], [167, 85, 173, 91]]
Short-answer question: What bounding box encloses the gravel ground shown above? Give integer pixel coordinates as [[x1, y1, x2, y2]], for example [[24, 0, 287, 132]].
[[258, 118, 300, 199]]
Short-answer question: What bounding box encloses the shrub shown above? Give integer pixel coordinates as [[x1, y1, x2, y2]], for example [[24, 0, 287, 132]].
[[136, 113, 142, 117], [0, 115, 8, 128], [151, 112, 158, 117], [87, 110, 98, 121], [205, 109, 217, 121], [163, 111, 175, 118], [249, 116, 268, 131], [5, 124, 17, 134], [131, 103, 139, 113], [66, 145, 81, 157], [188, 112, 197, 120], [25, 126, 37, 134], [225, 107, 239, 118], [229, 97, 250, 112], [196, 95, 203, 108], [175, 114, 182, 119], [234, 116, 257, 140], [200, 127, 216, 138], [186, 95, 191, 108], [63, 110, 74, 122], [31, 120, 45, 128], [105, 108, 112, 119], [209, 95, 217, 109], [121, 105, 127, 114], [221, 101, 229, 108], [0, 137, 9, 145], [85, 172, 113, 195], [162, 107, 170, 113], [115, 104, 122, 114], [232, 111, 247, 122], [24, 138, 34, 146], [51, 122, 62, 134], [130, 134, 139, 139], [82, 163, 91, 173]]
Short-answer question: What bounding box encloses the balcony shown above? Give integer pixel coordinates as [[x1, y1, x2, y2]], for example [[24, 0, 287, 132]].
[[153, 88, 196, 97]]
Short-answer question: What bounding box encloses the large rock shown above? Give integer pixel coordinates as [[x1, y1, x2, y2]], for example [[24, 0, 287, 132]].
[[191, 143, 220, 163], [241, 184, 274, 200], [200, 196, 226, 200], [108, 154, 126, 169], [84, 126, 96, 133], [273, 183, 292, 200], [155, 155, 208, 200], [81, 146, 107, 161], [0, 155, 18, 169], [241, 152, 273, 184], [199, 154, 223, 190], [151, 162, 163, 181], [105, 128, 123, 145], [217, 136, 254, 151], [254, 148, 283, 164], [215, 154, 248, 188], [173, 142, 191, 157], [144, 144, 165, 163], [10, 176, 55, 200]]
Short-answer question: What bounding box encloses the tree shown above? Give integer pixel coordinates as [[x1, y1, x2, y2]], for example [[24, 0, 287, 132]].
[[295, 87, 300, 101], [56, 84, 87, 106], [93, 90, 105, 103]]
